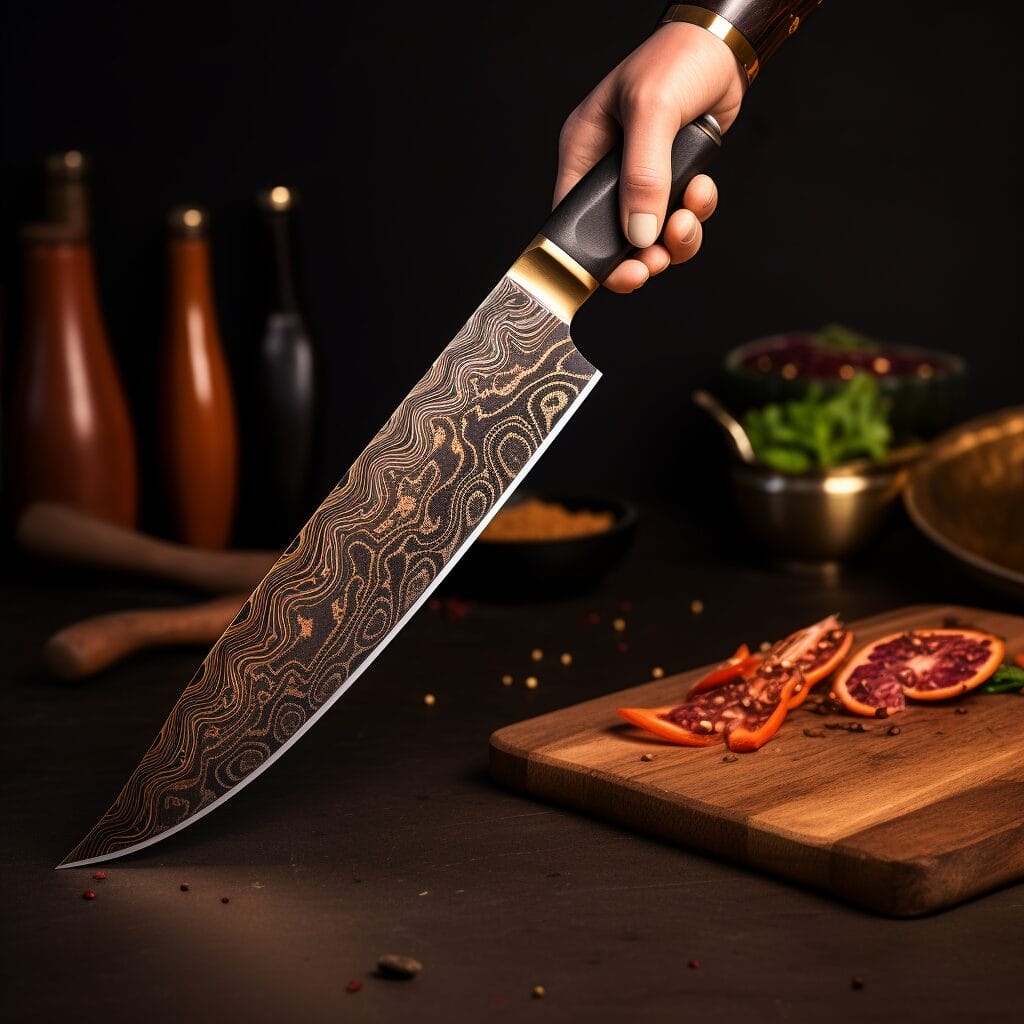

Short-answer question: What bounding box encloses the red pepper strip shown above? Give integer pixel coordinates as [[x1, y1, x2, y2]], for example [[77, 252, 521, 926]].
[[1016, 653, 1024, 670], [785, 630, 854, 709], [616, 706, 721, 747], [726, 675, 800, 751], [688, 645, 763, 696]]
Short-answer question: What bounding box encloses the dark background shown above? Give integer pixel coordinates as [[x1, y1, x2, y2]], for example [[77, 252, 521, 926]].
[[2, 0, 1021, 544]]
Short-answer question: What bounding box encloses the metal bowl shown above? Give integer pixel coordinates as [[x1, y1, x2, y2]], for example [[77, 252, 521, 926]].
[[731, 445, 925, 573], [903, 407, 1024, 601]]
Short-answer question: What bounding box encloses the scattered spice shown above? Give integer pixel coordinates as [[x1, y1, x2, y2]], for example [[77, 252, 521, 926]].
[[82, 890, 96, 901], [525, 676, 539, 690], [377, 954, 423, 980], [501, 674, 514, 687], [531, 985, 546, 999], [651, 666, 665, 679], [560, 653, 573, 666], [824, 721, 867, 732], [690, 599, 704, 615], [851, 976, 865, 991], [180, 882, 190, 892], [423, 693, 436, 706], [688, 959, 701, 969], [92, 871, 106, 881], [802, 727, 825, 738], [887, 725, 902, 736], [221, 897, 230, 904], [345, 981, 362, 993], [531, 648, 544, 662], [955, 706, 969, 715], [612, 618, 626, 633], [640, 753, 655, 763], [722, 754, 739, 763]]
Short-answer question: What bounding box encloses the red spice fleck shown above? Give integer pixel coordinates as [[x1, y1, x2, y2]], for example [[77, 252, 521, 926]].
[[616, 640, 629, 654], [92, 871, 107, 881], [428, 598, 442, 612], [220, 897, 230, 904], [619, 599, 633, 613], [83, 890, 96, 901], [585, 611, 601, 626], [345, 981, 362, 993], [688, 959, 700, 969]]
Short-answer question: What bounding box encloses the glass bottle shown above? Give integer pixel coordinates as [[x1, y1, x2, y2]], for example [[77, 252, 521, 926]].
[[8, 222, 138, 526], [160, 206, 238, 548], [252, 185, 320, 543]]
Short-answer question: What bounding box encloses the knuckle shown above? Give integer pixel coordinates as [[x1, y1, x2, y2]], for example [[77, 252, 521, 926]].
[[622, 167, 665, 194]]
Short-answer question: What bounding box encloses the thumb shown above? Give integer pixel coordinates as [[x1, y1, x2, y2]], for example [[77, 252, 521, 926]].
[[619, 102, 681, 249]]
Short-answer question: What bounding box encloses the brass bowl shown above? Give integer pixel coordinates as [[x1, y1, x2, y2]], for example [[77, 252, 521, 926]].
[[731, 445, 925, 573], [903, 407, 1024, 600]]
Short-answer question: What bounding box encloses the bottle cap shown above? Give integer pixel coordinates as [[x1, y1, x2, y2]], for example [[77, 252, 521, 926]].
[[167, 205, 209, 237], [257, 185, 298, 211], [45, 150, 89, 180]]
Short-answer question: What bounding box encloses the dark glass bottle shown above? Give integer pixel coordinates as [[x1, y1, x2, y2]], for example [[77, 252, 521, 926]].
[[160, 206, 238, 548], [252, 185, 319, 543]]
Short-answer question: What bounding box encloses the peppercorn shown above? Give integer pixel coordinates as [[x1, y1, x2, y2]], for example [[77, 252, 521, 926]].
[[560, 653, 572, 666], [640, 753, 655, 763], [525, 677, 538, 690], [651, 666, 665, 679], [688, 959, 700, 969], [531, 648, 544, 661], [531, 985, 546, 999], [612, 618, 626, 633], [423, 693, 436, 706], [82, 890, 96, 901], [92, 871, 106, 881], [887, 725, 902, 736], [851, 976, 865, 990], [221, 897, 230, 904], [501, 674, 514, 686], [180, 882, 190, 892], [690, 600, 704, 615]]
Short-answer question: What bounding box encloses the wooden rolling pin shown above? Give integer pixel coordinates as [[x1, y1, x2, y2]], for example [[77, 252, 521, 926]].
[[44, 593, 248, 679], [15, 501, 277, 592]]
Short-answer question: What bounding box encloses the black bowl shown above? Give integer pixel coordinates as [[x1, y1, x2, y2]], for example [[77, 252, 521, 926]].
[[441, 491, 639, 602]]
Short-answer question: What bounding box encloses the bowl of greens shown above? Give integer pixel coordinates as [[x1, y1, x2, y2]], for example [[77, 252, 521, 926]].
[[724, 374, 925, 570]]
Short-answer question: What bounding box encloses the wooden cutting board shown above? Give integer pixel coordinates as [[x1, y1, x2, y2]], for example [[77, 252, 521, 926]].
[[490, 604, 1024, 917]]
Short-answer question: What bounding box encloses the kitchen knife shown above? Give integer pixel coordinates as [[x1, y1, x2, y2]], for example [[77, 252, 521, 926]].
[[59, 115, 721, 868]]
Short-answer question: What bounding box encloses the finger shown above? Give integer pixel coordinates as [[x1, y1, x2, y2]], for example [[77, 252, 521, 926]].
[[553, 98, 618, 208], [682, 173, 718, 223], [604, 259, 651, 294], [618, 100, 680, 249], [663, 209, 703, 265]]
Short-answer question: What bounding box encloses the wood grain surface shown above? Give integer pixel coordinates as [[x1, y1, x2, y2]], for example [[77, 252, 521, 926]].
[[490, 604, 1024, 917]]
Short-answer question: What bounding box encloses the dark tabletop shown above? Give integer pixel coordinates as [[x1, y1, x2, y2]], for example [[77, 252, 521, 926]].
[[2, 500, 1021, 1024]]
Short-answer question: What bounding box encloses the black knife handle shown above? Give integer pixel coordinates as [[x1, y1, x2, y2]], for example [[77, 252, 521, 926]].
[[540, 114, 722, 283]]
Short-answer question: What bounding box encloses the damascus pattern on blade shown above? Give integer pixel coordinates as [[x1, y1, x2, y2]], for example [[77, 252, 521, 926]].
[[62, 277, 598, 865]]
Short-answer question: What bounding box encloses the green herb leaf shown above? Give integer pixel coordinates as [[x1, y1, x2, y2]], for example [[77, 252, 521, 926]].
[[741, 373, 893, 472], [980, 664, 1024, 694]]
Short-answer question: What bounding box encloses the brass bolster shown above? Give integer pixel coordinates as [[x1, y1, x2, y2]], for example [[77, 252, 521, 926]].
[[660, 4, 760, 84], [507, 236, 599, 323]]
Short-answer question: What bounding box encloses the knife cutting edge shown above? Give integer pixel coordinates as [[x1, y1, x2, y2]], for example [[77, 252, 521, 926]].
[[58, 114, 721, 868]]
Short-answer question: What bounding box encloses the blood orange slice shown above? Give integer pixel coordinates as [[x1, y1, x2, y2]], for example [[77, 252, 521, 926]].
[[831, 628, 1005, 717]]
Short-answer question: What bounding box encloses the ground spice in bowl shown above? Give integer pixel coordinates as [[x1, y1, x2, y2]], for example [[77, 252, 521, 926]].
[[480, 497, 615, 542]]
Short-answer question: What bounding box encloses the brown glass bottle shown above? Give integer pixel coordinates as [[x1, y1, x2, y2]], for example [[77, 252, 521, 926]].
[[160, 206, 238, 548], [251, 185, 320, 544], [8, 223, 139, 526]]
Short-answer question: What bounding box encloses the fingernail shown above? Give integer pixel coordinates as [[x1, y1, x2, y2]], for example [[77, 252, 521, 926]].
[[627, 212, 658, 249], [680, 212, 698, 244]]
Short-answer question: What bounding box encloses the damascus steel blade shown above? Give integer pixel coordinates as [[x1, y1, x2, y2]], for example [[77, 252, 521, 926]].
[[60, 275, 600, 867]]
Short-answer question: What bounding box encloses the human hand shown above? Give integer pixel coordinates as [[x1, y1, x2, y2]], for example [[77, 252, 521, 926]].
[[554, 21, 747, 293]]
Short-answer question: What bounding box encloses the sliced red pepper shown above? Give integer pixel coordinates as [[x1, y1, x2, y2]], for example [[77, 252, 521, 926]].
[[618, 671, 800, 752], [688, 644, 763, 696], [1016, 653, 1024, 670], [616, 706, 721, 747]]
